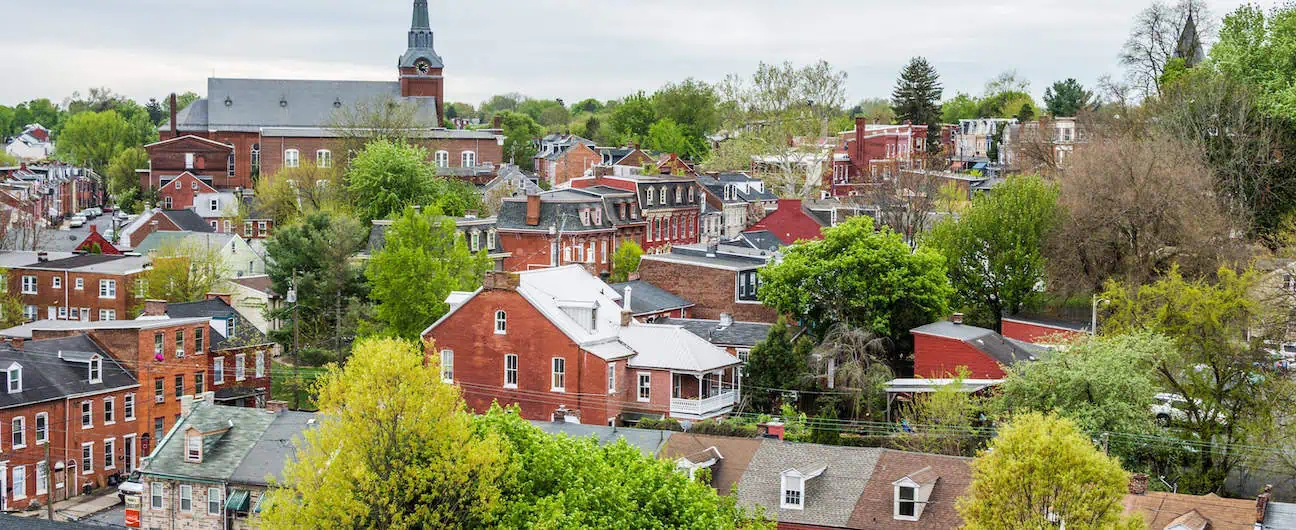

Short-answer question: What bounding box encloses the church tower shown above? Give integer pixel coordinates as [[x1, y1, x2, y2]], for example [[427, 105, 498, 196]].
[[398, 0, 445, 126]]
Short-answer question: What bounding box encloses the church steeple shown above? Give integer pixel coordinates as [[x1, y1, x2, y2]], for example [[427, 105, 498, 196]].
[[397, 0, 445, 126], [399, 0, 442, 70]]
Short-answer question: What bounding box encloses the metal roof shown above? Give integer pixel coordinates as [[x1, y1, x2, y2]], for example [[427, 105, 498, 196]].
[[606, 280, 693, 316], [655, 318, 774, 348], [166, 78, 439, 132]]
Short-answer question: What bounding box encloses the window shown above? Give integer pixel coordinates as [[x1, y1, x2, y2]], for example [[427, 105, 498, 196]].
[[235, 354, 245, 381], [494, 310, 507, 334], [104, 438, 116, 470], [607, 362, 616, 394], [21, 276, 35, 294], [646, 187, 654, 205], [12, 466, 25, 500], [52, 276, 61, 289], [103, 397, 115, 424], [224, 220, 232, 232], [551, 358, 566, 392], [175, 374, 184, 399], [504, 354, 518, 388], [895, 485, 917, 520], [23, 305, 35, 321], [154, 333, 163, 359], [192, 180, 199, 190], [601, 239, 607, 264], [284, 149, 299, 168], [175, 329, 185, 358], [11, 417, 24, 448], [58, 306, 67, 320], [99, 309, 116, 321], [258, 221, 268, 234], [440, 350, 454, 383], [214, 357, 225, 383], [470, 231, 480, 251], [638, 372, 651, 402], [255, 351, 265, 378], [150, 482, 164, 510], [81, 442, 93, 474], [209, 198, 219, 212], [244, 221, 253, 235], [186, 434, 202, 462], [227, 152, 236, 176], [164, 196, 174, 209], [184, 153, 195, 169], [737, 270, 760, 301], [124, 394, 135, 421], [675, 186, 682, 203], [251, 143, 261, 174], [784, 486, 803, 509], [81, 401, 92, 428], [207, 487, 222, 515], [35, 462, 46, 495], [154, 378, 164, 403], [316, 149, 332, 168], [179, 484, 193, 512], [461, 150, 476, 167], [99, 279, 116, 299], [7, 365, 20, 393], [195, 371, 204, 394], [487, 230, 497, 250], [434, 150, 449, 168], [34, 413, 46, 444], [195, 327, 204, 354], [74, 277, 83, 290], [660, 186, 667, 204], [89, 356, 101, 383], [688, 187, 695, 202]]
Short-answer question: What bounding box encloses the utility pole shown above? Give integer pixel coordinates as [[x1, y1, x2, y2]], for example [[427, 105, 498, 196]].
[[44, 444, 53, 521], [335, 288, 342, 363], [288, 271, 299, 409]]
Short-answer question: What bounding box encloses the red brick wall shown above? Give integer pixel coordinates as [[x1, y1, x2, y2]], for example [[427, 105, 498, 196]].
[[636, 259, 777, 323], [156, 173, 217, 210], [208, 346, 273, 404], [1000, 319, 1084, 345], [552, 143, 601, 187], [125, 210, 183, 247], [498, 231, 615, 275], [153, 132, 257, 190], [911, 333, 1005, 379], [256, 136, 502, 184], [9, 268, 143, 321], [642, 211, 700, 253]]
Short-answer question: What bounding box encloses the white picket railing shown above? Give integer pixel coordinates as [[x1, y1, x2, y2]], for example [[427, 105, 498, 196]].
[[670, 390, 737, 416]]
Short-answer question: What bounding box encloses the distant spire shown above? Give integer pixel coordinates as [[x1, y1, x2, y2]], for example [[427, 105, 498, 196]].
[[399, 0, 442, 69], [1175, 12, 1206, 67], [411, 0, 430, 30]]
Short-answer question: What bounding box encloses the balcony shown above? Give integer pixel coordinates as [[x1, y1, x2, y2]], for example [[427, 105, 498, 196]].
[[670, 390, 737, 419]]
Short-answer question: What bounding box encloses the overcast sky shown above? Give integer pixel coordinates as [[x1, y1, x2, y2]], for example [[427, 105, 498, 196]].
[[2, 0, 1278, 108]]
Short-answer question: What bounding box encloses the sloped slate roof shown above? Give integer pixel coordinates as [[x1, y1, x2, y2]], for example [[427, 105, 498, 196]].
[[660, 433, 763, 496], [161, 209, 218, 233], [166, 78, 438, 133], [848, 450, 972, 529], [528, 420, 673, 456], [166, 298, 269, 350], [141, 403, 279, 483], [655, 318, 774, 348], [738, 440, 882, 528], [0, 334, 137, 410], [228, 411, 317, 485], [496, 196, 613, 233], [735, 230, 784, 252], [607, 280, 693, 316], [135, 231, 235, 254]]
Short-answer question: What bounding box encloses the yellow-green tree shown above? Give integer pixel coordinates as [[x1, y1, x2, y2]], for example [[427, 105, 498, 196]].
[[0, 269, 25, 328], [957, 413, 1146, 530], [261, 337, 509, 529], [139, 239, 229, 303]]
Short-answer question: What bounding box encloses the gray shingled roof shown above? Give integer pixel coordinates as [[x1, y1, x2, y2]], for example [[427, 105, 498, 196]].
[[228, 411, 317, 485], [655, 318, 774, 348], [161, 209, 218, 233], [0, 335, 137, 410], [165, 298, 269, 351], [0, 514, 105, 529], [529, 420, 673, 457], [134, 231, 235, 254], [607, 280, 693, 316], [166, 78, 438, 133], [140, 403, 278, 483], [912, 321, 1045, 367], [496, 195, 614, 233], [737, 440, 882, 528], [734, 230, 784, 252]]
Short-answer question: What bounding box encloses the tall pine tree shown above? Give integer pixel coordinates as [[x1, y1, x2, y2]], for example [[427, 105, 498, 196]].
[[891, 57, 943, 127]]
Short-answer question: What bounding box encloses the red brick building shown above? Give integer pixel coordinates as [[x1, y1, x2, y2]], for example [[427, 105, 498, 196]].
[[422, 268, 741, 425], [637, 244, 778, 323], [999, 316, 1088, 345], [151, 171, 220, 210], [117, 208, 215, 249], [495, 190, 619, 275], [153, 0, 503, 190], [1, 252, 151, 323], [570, 173, 701, 254], [73, 226, 123, 255], [911, 317, 1043, 379], [535, 141, 600, 187], [828, 119, 941, 197]]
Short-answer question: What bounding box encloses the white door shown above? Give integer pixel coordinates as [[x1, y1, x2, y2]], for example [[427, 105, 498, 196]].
[[47, 307, 55, 320]]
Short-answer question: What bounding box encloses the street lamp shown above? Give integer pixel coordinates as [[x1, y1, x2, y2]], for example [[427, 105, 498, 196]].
[[1091, 295, 1110, 335]]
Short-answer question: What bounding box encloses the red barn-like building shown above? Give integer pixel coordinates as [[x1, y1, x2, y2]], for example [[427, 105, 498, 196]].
[[911, 318, 1044, 379]]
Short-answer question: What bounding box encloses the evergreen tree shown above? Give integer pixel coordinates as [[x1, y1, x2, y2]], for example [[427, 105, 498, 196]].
[[1043, 78, 1094, 117], [744, 318, 813, 412], [891, 57, 944, 127]]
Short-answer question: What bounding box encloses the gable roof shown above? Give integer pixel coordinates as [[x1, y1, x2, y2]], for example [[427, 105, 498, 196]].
[[496, 191, 614, 233], [227, 275, 276, 297], [619, 324, 740, 373], [655, 318, 776, 348], [849, 450, 972, 529], [1124, 491, 1261, 530], [161, 209, 219, 232], [135, 231, 236, 254], [661, 433, 763, 496], [747, 199, 826, 244], [227, 410, 317, 486], [733, 230, 784, 252], [144, 134, 234, 151], [165, 298, 270, 350], [140, 402, 290, 483], [165, 78, 439, 133], [607, 280, 693, 316], [912, 321, 1046, 367], [0, 335, 137, 410], [738, 440, 883, 528], [528, 420, 674, 456]]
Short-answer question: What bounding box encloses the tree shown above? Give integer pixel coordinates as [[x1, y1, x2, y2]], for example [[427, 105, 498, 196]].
[[867, 169, 941, 246], [807, 324, 892, 420], [139, 239, 229, 304], [984, 70, 1031, 95], [0, 152, 17, 167], [0, 269, 26, 329], [707, 60, 848, 198], [105, 147, 149, 212], [346, 139, 436, 221], [974, 90, 1035, 119], [1043, 78, 1094, 117], [261, 337, 509, 529], [1100, 267, 1296, 493], [743, 318, 813, 412], [644, 118, 693, 157], [327, 95, 430, 161], [956, 413, 1146, 530], [991, 333, 1170, 446], [608, 92, 657, 146], [572, 98, 602, 114], [498, 111, 543, 169], [1210, 3, 1296, 117], [652, 78, 719, 158], [609, 240, 643, 283], [925, 175, 1060, 331], [480, 93, 525, 117], [1120, 0, 1214, 98], [13, 99, 62, 132], [255, 164, 347, 226], [0, 105, 16, 138], [367, 207, 490, 339], [57, 110, 132, 170], [941, 92, 981, 123], [891, 57, 943, 127], [850, 97, 896, 125], [898, 368, 982, 455], [265, 212, 368, 360], [759, 216, 952, 370]]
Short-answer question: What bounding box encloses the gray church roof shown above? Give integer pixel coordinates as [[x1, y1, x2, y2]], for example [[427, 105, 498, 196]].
[[166, 78, 439, 133]]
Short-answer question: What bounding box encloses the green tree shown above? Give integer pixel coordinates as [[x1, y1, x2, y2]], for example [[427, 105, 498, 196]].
[[262, 337, 509, 529], [940, 92, 981, 123], [498, 111, 543, 169], [975, 90, 1036, 119], [13, 99, 63, 133], [254, 164, 347, 226], [0, 105, 17, 137], [609, 240, 643, 283], [898, 368, 981, 455], [367, 207, 490, 339], [759, 216, 952, 369], [480, 93, 525, 117], [956, 413, 1146, 530], [572, 98, 603, 113], [609, 91, 657, 146], [1211, 3, 1296, 117], [57, 110, 131, 169], [652, 78, 719, 156], [808, 324, 892, 420], [0, 269, 26, 328], [924, 175, 1060, 331], [1100, 266, 1296, 493], [0, 152, 18, 167], [138, 239, 229, 304], [743, 318, 813, 412], [105, 147, 149, 211], [891, 57, 943, 126], [346, 139, 436, 221], [850, 97, 896, 125], [644, 118, 693, 157], [1043, 78, 1094, 117], [265, 211, 369, 360]]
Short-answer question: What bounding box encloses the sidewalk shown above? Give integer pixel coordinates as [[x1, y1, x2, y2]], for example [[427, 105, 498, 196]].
[[10, 489, 121, 522]]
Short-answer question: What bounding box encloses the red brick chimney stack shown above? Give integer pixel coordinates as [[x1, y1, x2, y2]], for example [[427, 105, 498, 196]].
[[482, 271, 519, 291], [951, 313, 964, 325], [1128, 473, 1149, 495], [1257, 484, 1272, 523], [525, 193, 541, 226], [169, 93, 178, 138], [144, 299, 168, 317]]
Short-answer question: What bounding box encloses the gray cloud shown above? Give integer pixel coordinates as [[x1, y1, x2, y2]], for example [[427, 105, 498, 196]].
[[1, 0, 1276, 108]]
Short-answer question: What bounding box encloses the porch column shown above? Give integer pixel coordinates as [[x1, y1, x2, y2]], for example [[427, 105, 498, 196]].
[[696, 374, 703, 400]]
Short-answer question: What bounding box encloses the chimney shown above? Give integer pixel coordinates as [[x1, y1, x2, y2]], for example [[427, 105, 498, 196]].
[[1128, 473, 1149, 495], [180, 395, 195, 415], [719, 313, 733, 328], [36, 251, 48, 262], [89, 224, 98, 234], [855, 116, 867, 133], [627, 271, 641, 281], [705, 243, 718, 258], [169, 93, 178, 138], [264, 400, 289, 413], [525, 193, 541, 226], [463, 210, 478, 219], [10, 338, 23, 351], [757, 421, 785, 440], [482, 271, 519, 291], [623, 286, 633, 311], [1257, 484, 1272, 523], [951, 313, 964, 325], [201, 391, 215, 403], [205, 292, 232, 306], [492, 115, 503, 129], [143, 299, 168, 317]]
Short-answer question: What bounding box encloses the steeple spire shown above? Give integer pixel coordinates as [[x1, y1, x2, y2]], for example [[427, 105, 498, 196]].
[[400, 0, 442, 69], [411, 0, 430, 30]]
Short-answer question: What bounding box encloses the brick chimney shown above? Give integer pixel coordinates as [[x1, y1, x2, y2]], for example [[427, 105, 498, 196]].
[[492, 115, 503, 129], [855, 116, 867, 134], [525, 193, 541, 226], [1257, 484, 1272, 523], [757, 421, 785, 440], [1128, 473, 1149, 495], [205, 293, 232, 306], [143, 299, 169, 317], [89, 224, 98, 234], [951, 313, 964, 325], [620, 288, 633, 326], [482, 271, 519, 291], [169, 93, 178, 138], [9, 338, 23, 351], [264, 400, 289, 413]]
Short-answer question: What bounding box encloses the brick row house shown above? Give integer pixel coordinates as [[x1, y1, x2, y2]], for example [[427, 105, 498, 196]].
[[828, 119, 942, 197], [423, 267, 742, 425], [533, 135, 599, 187], [366, 214, 511, 271], [570, 173, 702, 254], [0, 252, 151, 323], [494, 190, 620, 276], [695, 172, 778, 242], [637, 243, 779, 323]]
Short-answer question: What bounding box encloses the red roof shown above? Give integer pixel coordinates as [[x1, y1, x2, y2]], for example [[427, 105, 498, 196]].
[[746, 199, 824, 244], [74, 227, 123, 255]]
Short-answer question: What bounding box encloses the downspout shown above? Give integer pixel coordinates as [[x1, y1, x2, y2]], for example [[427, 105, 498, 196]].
[[64, 396, 71, 501], [63, 270, 69, 318]]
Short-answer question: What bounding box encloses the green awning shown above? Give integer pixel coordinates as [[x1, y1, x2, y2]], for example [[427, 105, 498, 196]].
[[226, 489, 251, 512], [253, 492, 266, 514]]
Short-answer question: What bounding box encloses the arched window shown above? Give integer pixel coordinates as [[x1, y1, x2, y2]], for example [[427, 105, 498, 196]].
[[461, 150, 476, 167], [316, 149, 332, 168], [284, 149, 300, 168], [434, 150, 450, 168], [250, 143, 261, 174], [494, 310, 507, 335], [646, 187, 655, 206]]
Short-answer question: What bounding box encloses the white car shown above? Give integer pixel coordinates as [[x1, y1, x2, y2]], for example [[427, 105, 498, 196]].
[[117, 471, 142, 502], [1151, 393, 1227, 425], [67, 216, 87, 228]]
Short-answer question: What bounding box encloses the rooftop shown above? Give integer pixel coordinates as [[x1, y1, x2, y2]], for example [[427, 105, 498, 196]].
[[9, 253, 150, 275], [0, 335, 137, 410], [528, 420, 674, 456], [606, 280, 694, 316], [141, 401, 315, 486], [1, 317, 211, 339], [912, 320, 1046, 367], [656, 318, 776, 348], [165, 298, 270, 350]]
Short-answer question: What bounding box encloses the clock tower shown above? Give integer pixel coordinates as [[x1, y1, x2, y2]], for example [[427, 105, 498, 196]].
[[398, 0, 445, 126]]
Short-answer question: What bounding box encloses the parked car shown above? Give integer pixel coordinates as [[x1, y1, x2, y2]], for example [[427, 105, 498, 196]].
[[117, 471, 142, 503], [67, 215, 86, 228], [91, 207, 103, 217], [1151, 392, 1228, 425]]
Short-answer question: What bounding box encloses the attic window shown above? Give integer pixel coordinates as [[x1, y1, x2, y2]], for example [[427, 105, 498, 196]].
[[185, 432, 202, 463], [224, 97, 232, 107], [6, 364, 20, 393], [780, 466, 826, 510], [895, 486, 917, 520], [333, 98, 342, 108], [88, 356, 102, 384], [279, 98, 288, 108]]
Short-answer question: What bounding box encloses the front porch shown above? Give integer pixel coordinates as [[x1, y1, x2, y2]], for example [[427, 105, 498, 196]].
[[669, 369, 739, 420]]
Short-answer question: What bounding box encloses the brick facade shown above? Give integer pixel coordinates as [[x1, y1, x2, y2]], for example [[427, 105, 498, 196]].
[[911, 333, 1006, 379], [636, 259, 778, 323], [143, 136, 237, 191], [498, 231, 617, 276], [9, 266, 145, 322], [543, 143, 601, 187], [156, 173, 219, 211]]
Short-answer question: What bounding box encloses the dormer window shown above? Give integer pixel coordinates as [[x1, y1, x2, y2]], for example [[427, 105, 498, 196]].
[[6, 364, 21, 393], [88, 356, 102, 384], [186, 432, 203, 463], [780, 466, 826, 510], [896, 485, 917, 519], [579, 209, 591, 226], [660, 186, 668, 204], [646, 188, 654, 205], [892, 467, 936, 521], [593, 208, 602, 225]]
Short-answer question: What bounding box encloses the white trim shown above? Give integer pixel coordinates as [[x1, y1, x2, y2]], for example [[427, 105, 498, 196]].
[[34, 412, 47, 445], [144, 135, 235, 150], [104, 437, 116, 470], [503, 353, 518, 389], [551, 357, 566, 392], [81, 441, 94, 474], [637, 371, 651, 402]]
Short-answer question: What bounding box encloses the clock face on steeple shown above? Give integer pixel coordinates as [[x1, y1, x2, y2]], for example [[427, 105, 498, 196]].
[[415, 58, 431, 74]]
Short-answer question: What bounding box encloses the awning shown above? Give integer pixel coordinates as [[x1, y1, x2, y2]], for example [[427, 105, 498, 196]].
[[253, 493, 266, 514], [226, 489, 251, 512]]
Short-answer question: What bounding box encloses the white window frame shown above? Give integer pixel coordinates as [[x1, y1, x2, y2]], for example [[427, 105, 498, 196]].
[[7, 365, 20, 393], [494, 310, 507, 335], [11, 416, 24, 449], [894, 484, 919, 520], [34, 412, 46, 444], [186, 434, 202, 462], [235, 353, 245, 381], [99, 309, 116, 321], [316, 149, 332, 168], [207, 487, 222, 515], [607, 362, 616, 394], [21, 276, 36, 295], [781, 475, 804, 510], [103, 397, 115, 425], [150, 482, 164, 510], [284, 149, 300, 168], [98, 279, 116, 299], [81, 442, 94, 474], [35, 462, 46, 496], [89, 356, 102, 383], [12, 465, 25, 500], [504, 354, 518, 389], [440, 349, 454, 383], [52, 276, 61, 289], [214, 357, 225, 384], [434, 150, 450, 168], [179, 484, 193, 513], [74, 277, 83, 290], [255, 351, 265, 378], [80, 400, 92, 429], [637, 372, 651, 402], [551, 357, 566, 392], [123, 394, 135, 421], [461, 150, 476, 167], [104, 437, 116, 470], [184, 153, 194, 169]]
